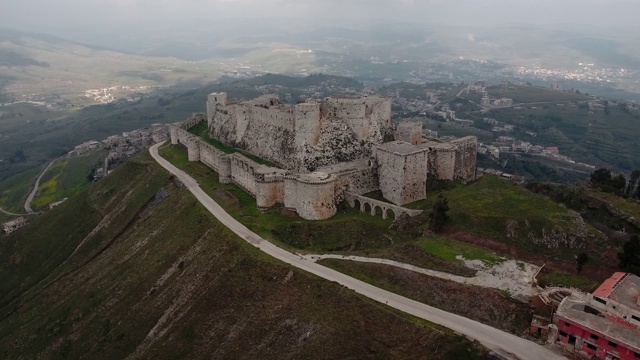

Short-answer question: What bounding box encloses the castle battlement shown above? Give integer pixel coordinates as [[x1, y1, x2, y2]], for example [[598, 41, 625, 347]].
[[172, 93, 477, 221]]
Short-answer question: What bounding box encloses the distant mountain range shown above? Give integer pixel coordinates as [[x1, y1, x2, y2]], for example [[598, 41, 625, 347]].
[[2, 23, 640, 102]]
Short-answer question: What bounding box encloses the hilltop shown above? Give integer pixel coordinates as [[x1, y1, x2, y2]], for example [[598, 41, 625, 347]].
[[0, 28, 223, 101], [0, 152, 486, 359]]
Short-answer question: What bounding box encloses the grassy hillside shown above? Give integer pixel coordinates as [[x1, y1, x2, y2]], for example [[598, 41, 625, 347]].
[[159, 143, 619, 294], [0, 28, 223, 99], [0, 166, 41, 213], [404, 176, 606, 262], [486, 97, 640, 170], [0, 152, 487, 359], [486, 84, 589, 103], [31, 150, 107, 210], [159, 145, 394, 252]]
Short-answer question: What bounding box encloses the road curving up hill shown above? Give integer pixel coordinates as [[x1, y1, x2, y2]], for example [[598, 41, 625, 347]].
[[150, 142, 566, 360]]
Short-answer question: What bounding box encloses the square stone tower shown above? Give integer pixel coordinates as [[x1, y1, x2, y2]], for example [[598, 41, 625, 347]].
[[206, 92, 227, 127], [375, 141, 428, 206]]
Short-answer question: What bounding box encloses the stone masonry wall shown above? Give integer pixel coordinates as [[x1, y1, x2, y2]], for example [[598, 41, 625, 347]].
[[284, 178, 337, 220], [255, 180, 285, 208], [337, 167, 379, 200], [451, 136, 478, 182], [377, 149, 428, 206], [294, 102, 321, 147], [208, 93, 393, 172], [428, 148, 456, 180], [199, 142, 227, 173], [395, 122, 423, 145], [229, 154, 259, 196]]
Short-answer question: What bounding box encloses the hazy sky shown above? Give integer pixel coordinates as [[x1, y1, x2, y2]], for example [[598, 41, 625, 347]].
[[2, 0, 639, 37]]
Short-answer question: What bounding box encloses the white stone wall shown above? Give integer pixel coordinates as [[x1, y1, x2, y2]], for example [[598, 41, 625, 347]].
[[207, 92, 227, 126], [284, 178, 337, 220], [395, 122, 423, 145], [230, 155, 258, 196], [428, 148, 456, 180], [451, 136, 478, 182], [255, 180, 285, 208], [218, 156, 232, 184], [209, 93, 393, 171], [377, 149, 428, 206], [294, 102, 321, 147], [249, 105, 295, 133], [199, 142, 226, 173], [170, 126, 179, 145], [186, 138, 200, 162]]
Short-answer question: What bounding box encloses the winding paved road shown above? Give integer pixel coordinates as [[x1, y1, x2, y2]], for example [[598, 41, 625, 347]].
[[150, 142, 565, 360], [0, 207, 31, 216], [24, 159, 58, 213]]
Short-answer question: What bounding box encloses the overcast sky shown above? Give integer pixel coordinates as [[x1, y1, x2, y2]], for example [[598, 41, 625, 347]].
[[2, 0, 639, 37]]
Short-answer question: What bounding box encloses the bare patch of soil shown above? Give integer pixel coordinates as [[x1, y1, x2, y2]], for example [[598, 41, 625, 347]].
[[212, 189, 240, 210], [443, 229, 615, 282]]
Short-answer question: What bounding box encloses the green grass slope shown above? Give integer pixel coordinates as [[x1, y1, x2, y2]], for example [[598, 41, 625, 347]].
[[407, 176, 605, 262], [0, 152, 487, 360], [487, 98, 640, 170], [0, 166, 41, 213], [31, 150, 106, 210], [159, 144, 394, 253]]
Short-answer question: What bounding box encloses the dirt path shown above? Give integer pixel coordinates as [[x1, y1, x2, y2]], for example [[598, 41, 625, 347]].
[[303, 254, 540, 300]]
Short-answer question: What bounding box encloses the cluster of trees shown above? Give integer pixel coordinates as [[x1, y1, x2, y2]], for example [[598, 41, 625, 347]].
[[8, 148, 27, 163], [590, 168, 640, 198], [619, 235, 640, 276], [428, 194, 450, 232]]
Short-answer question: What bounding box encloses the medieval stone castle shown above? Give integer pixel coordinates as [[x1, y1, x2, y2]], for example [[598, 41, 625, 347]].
[[170, 92, 478, 220]]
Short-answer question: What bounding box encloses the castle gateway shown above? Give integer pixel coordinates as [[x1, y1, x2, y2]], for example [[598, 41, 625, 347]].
[[171, 93, 478, 220]]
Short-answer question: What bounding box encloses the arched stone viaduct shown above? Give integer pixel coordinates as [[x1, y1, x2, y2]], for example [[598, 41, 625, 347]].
[[344, 192, 423, 220]]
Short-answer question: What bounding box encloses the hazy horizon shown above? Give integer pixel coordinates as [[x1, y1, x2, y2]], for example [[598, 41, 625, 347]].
[[2, 0, 639, 43]]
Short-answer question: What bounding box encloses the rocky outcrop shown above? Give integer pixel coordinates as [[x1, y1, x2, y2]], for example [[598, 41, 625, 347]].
[[506, 211, 595, 249]]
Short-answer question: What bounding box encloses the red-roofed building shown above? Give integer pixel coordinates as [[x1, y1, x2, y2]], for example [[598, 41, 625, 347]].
[[553, 273, 640, 360], [593, 272, 627, 298]]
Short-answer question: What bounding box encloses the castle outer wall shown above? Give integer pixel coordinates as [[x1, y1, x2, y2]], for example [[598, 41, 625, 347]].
[[207, 93, 393, 172], [169, 94, 478, 221], [170, 115, 339, 220]]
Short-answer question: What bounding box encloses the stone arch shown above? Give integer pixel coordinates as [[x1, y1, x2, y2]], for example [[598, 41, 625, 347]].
[[364, 202, 372, 214], [383, 208, 396, 221], [373, 205, 383, 217], [352, 198, 362, 212]]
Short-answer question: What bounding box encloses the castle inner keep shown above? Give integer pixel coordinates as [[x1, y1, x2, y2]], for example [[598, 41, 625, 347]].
[[170, 93, 478, 221]]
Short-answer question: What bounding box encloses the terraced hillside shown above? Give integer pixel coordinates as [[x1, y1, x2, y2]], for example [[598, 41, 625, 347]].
[[0, 153, 487, 360]]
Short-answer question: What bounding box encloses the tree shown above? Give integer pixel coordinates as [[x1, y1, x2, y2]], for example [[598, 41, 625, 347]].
[[590, 168, 611, 188], [576, 252, 589, 274], [9, 148, 27, 163], [629, 170, 640, 196], [618, 235, 640, 276], [428, 193, 450, 233], [610, 173, 627, 194]]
